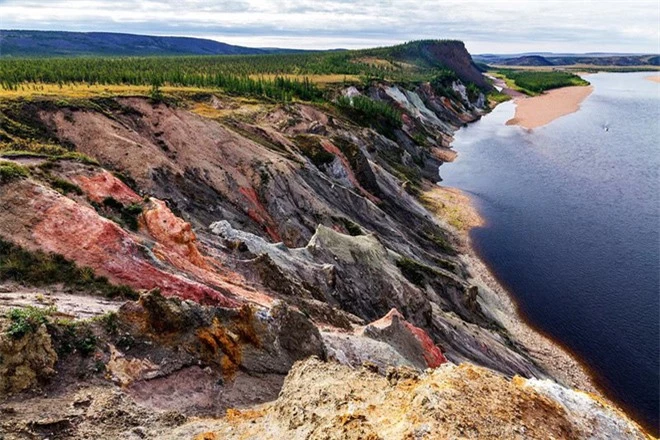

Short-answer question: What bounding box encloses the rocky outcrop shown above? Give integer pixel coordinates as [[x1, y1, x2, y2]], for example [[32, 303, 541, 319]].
[[171, 357, 649, 440], [0, 324, 57, 394], [323, 308, 447, 373]]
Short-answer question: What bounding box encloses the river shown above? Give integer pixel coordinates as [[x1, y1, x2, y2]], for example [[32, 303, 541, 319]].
[[440, 71, 660, 433]]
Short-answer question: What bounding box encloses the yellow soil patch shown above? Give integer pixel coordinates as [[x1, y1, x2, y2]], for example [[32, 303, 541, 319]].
[[0, 83, 218, 99], [420, 184, 484, 232], [355, 57, 396, 68], [353, 57, 416, 70], [190, 101, 270, 120]]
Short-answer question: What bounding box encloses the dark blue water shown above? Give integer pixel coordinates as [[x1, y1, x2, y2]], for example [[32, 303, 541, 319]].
[[440, 72, 660, 433]]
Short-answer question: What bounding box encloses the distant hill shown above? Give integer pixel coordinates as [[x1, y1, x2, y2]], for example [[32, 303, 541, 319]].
[[496, 55, 553, 67], [474, 52, 659, 67], [0, 30, 275, 57]]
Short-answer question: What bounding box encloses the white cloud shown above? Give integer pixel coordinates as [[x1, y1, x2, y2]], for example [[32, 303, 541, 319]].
[[1, 0, 658, 53]]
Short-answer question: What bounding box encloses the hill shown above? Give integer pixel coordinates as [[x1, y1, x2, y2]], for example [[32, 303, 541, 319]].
[[0, 39, 492, 94], [474, 52, 659, 67], [496, 55, 554, 66], [0, 30, 270, 57]]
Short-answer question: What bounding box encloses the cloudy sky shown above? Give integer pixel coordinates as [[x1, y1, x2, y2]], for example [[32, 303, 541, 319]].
[[1, 0, 658, 53]]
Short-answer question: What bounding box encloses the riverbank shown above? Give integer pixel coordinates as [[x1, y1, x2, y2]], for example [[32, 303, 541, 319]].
[[423, 183, 598, 395], [506, 85, 594, 129], [435, 73, 660, 435]]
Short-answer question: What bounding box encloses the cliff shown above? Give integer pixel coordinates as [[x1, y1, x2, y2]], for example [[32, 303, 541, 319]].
[[0, 50, 651, 438]]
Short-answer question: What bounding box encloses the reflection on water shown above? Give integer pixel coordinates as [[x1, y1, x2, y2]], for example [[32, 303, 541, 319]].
[[440, 72, 660, 432]]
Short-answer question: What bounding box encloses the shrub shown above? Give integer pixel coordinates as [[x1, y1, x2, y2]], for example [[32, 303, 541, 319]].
[[121, 203, 143, 231], [52, 320, 97, 356], [5, 306, 54, 339], [101, 197, 143, 231], [396, 256, 454, 287], [149, 81, 164, 102], [466, 83, 481, 102], [430, 70, 461, 100]]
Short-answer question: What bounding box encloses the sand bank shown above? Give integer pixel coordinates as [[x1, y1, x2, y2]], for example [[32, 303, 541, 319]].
[[507, 85, 594, 129], [645, 75, 660, 83]]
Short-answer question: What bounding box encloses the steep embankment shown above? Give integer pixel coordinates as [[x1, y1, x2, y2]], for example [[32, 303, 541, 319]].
[[0, 43, 650, 438]]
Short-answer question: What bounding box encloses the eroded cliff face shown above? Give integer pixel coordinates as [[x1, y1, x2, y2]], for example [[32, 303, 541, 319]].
[[0, 77, 650, 439], [174, 357, 647, 440]]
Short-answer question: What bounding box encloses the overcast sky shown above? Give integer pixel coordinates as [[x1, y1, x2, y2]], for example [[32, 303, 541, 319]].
[[1, 0, 658, 53]]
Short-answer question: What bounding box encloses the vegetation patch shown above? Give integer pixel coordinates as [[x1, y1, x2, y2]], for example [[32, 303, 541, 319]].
[[97, 197, 144, 231], [396, 256, 456, 287], [294, 134, 335, 168], [5, 306, 54, 339], [48, 175, 83, 195], [422, 230, 456, 255], [333, 216, 364, 236], [336, 95, 402, 136], [0, 161, 29, 183], [486, 91, 512, 105], [0, 238, 139, 299], [430, 69, 461, 101], [51, 319, 98, 356], [396, 257, 431, 287]]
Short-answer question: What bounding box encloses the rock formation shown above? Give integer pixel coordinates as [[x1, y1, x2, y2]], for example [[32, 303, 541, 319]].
[[0, 45, 652, 438]]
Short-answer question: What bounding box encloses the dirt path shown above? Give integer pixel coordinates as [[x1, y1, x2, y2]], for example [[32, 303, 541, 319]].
[[0, 283, 124, 320]]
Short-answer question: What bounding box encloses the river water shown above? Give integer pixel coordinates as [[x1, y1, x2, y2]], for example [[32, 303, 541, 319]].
[[440, 72, 660, 432]]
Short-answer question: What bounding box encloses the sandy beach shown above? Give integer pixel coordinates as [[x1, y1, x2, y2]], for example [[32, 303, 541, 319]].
[[506, 85, 594, 129], [645, 75, 660, 83]]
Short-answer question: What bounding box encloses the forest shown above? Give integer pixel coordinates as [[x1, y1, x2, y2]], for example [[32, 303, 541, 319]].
[[495, 69, 590, 94]]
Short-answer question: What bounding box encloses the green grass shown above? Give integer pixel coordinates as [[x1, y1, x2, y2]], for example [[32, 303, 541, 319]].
[[0, 238, 139, 299], [495, 69, 589, 94], [487, 91, 512, 104]]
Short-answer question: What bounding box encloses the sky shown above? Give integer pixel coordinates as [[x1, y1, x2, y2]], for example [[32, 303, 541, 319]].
[[1, 0, 658, 54]]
